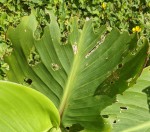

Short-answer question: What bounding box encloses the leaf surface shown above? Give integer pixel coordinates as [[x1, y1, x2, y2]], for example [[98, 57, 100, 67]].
[[102, 66, 150, 132], [0, 81, 60, 132], [5, 13, 149, 131]]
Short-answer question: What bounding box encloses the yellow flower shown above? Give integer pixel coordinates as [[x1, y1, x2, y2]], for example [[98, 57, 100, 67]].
[[132, 26, 141, 33], [101, 2, 107, 9], [132, 27, 136, 32]]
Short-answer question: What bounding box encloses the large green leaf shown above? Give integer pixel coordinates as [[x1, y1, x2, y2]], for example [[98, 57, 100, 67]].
[[0, 81, 60, 131], [101, 66, 150, 132], [5, 13, 149, 131]]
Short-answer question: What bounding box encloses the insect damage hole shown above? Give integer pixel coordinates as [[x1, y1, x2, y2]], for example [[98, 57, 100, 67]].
[[34, 25, 44, 40], [24, 78, 32, 85], [85, 31, 108, 58], [113, 120, 117, 123], [28, 47, 41, 66], [51, 63, 60, 71], [72, 42, 78, 55], [65, 127, 70, 130], [102, 115, 109, 118], [120, 106, 128, 110], [86, 17, 90, 21], [118, 63, 123, 69]]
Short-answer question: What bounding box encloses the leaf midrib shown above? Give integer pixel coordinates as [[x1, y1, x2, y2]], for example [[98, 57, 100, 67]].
[[59, 54, 80, 117]]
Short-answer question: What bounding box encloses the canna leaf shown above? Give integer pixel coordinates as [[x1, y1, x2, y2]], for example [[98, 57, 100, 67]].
[[0, 81, 60, 131], [102, 66, 150, 132], [5, 13, 149, 131]]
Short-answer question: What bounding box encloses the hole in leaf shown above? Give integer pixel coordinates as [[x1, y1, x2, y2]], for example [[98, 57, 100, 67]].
[[34, 25, 44, 40], [72, 43, 78, 55], [45, 13, 50, 23], [61, 36, 67, 43], [120, 106, 128, 110], [69, 123, 84, 132], [51, 63, 60, 71], [66, 127, 70, 130], [102, 115, 109, 118], [28, 47, 41, 66], [118, 63, 123, 69], [113, 120, 117, 123], [85, 30, 108, 58], [24, 78, 32, 85], [110, 81, 114, 84], [61, 31, 69, 44]]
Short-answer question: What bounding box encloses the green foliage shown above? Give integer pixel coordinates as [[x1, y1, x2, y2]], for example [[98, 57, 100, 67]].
[[0, 0, 150, 131], [102, 66, 150, 132], [4, 12, 148, 131], [0, 81, 60, 131], [0, 0, 150, 35]]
